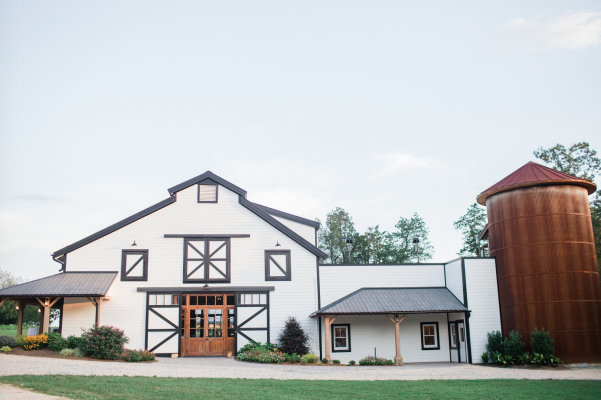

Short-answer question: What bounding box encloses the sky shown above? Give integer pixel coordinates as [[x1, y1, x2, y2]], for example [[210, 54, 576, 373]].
[[1, 1, 600, 281]]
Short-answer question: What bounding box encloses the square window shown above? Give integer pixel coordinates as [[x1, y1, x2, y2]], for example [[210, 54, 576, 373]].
[[184, 238, 230, 283], [197, 183, 218, 203], [121, 250, 148, 281], [421, 322, 440, 350], [265, 250, 291, 281], [331, 324, 351, 352]]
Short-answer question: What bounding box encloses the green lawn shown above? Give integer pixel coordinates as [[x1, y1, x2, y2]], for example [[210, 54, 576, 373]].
[[0, 376, 599, 400], [0, 327, 17, 337]]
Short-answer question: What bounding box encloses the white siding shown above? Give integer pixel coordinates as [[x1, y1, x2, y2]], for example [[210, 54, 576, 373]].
[[62, 183, 320, 353], [444, 259, 464, 304], [270, 215, 316, 245], [464, 258, 502, 363]]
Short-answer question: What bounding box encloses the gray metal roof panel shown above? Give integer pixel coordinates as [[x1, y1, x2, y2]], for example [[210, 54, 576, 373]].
[[310, 287, 469, 317], [0, 272, 117, 297]]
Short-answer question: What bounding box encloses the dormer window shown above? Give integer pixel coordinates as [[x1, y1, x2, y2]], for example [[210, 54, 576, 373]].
[[198, 183, 218, 203]]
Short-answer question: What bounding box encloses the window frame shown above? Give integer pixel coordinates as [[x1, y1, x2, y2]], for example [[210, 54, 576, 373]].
[[449, 322, 458, 349], [121, 250, 148, 281], [183, 237, 231, 283], [264, 250, 291, 281], [331, 324, 351, 353], [420, 322, 440, 350], [197, 182, 218, 203]]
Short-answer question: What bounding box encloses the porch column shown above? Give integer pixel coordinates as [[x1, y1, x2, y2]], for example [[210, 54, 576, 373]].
[[386, 314, 406, 366], [95, 296, 102, 328], [16, 300, 25, 336], [323, 315, 337, 362], [36, 297, 61, 333]]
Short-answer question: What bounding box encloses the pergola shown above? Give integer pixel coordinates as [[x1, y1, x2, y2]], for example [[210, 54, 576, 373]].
[[310, 287, 470, 365], [0, 272, 117, 335]]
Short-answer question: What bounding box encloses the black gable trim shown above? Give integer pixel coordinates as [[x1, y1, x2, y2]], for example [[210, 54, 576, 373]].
[[239, 197, 328, 260], [52, 196, 176, 258], [167, 171, 247, 197], [254, 203, 320, 228]]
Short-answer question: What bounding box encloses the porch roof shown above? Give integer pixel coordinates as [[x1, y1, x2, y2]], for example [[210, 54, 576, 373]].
[[0, 272, 117, 298], [310, 287, 469, 317]]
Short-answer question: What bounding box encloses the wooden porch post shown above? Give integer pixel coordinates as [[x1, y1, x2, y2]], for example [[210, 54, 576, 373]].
[[324, 315, 337, 362], [16, 300, 25, 336], [36, 297, 61, 333], [386, 314, 406, 366], [95, 297, 102, 328]]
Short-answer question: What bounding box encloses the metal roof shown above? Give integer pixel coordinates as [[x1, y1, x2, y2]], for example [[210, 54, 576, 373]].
[[310, 287, 468, 317], [477, 162, 596, 205], [0, 272, 117, 298]]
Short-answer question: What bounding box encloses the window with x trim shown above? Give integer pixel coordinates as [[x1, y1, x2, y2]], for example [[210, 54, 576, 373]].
[[264, 250, 291, 281], [121, 250, 148, 281], [183, 238, 230, 283]]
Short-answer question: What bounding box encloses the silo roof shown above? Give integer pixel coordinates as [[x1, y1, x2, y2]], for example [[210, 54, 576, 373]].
[[477, 161, 597, 205]]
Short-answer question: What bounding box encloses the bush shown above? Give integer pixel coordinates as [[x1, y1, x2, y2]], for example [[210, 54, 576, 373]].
[[0, 335, 18, 348], [503, 330, 525, 362], [22, 334, 48, 350], [238, 341, 277, 354], [321, 358, 329, 364], [65, 335, 83, 349], [15, 335, 25, 348], [237, 348, 286, 364], [59, 348, 84, 358], [490, 351, 513, 366], [277, 317, 310, 356], [47, 332, 68, 352], [285, 353, 301, 363], [518, 352, 533, 365], [358, 356, 393, 366], [125, 349, 156, 362], [348, 360, 356, 366], [531, 328, 554, 357], [1, 346, 11, 352], [333, 359, 340, 364], [300, 353, 318, 364], [480, 352, 489, 364], [486, 331, 504, 355], [80, 326, 129, 360]]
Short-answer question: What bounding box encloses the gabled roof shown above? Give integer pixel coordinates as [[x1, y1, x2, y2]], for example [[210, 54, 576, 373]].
[[254, 203, 320, 228], [310, 287, 468, 317], [477, 162, 596, 205], [0, 272, 117, 298], [167, 171, 247, 197]]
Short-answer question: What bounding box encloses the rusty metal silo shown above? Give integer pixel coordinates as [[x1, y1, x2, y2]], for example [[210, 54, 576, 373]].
[[477, 162, 601, 363]]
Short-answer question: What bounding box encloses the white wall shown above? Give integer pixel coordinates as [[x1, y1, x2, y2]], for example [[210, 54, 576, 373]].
[[445, 259, 463, 304], [464, 258, 502, 363], [62, 183, 320, 353], [270, 215, 316, 245]]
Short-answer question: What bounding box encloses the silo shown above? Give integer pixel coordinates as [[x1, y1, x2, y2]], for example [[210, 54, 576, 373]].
[[477, 162, 601, 363]]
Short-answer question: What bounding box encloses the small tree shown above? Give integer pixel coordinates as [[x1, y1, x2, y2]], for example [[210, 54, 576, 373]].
[[503, 330, 525, 362], [531, 328, 554, 357], [486, 331, 503, 354], [277, 317, 310, 356]]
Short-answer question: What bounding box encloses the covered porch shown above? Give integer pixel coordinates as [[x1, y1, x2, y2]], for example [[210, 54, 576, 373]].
[[0, 272, 117, 335], [311, 287, 470, 365]]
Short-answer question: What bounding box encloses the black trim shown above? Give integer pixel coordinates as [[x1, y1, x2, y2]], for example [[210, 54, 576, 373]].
[[265, 250, 291, 281], [317, 256, 322, 360], [448, 321, 458, 350], [149, 308, 179, 329], [149, 331, 178, 352], [165, 234, 250, 238], [238, 307, 267, 328], [52, 196, 176, 257], [197, 182, 218, 203], [168, 171, 247, 197], [331, 324, 351, 352], [253, 203, 320, 228], [121, 250, 148, 281], [138, 286, 275, 292], [460, 259, 473, 364], [235, 291, 270, 349], [183, 238, 231, 283], [420, 322, 440, 350], [238, 197, 328, 260], [446, 314, 451, 362]]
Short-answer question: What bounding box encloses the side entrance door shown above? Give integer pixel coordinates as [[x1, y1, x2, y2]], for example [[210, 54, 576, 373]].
[[457, 321, 466, 363]]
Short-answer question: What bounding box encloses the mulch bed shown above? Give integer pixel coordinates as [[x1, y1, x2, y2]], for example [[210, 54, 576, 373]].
[[3, 347, 156, 363], [478, 363, 568, 370]]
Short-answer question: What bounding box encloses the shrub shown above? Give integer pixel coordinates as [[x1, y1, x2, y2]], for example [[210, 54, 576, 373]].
[[22, 334, 48, 350], [285, 353, 301, 363], [277, 317, 310, 356], [333, 359, 340, 364], [80, 326, 129, 360], [1, 346, 11, 352], [518, 352, 533, 365], [47, 332, 68, 352], [348, 360, 356, 366], [300, 353, 318, 364], [480, 352, 489, 364], [503, 330, 525, 362], [65, 335, 83, 349], [238, 341, 277, 354], [0, 335, 18, 348], [15, 335, 25, 348], [358, 356, 393, 366], [125, 349, 156, 362], [321, 358, 329, 364], [486, 331, 503, 355], [531, 328, 554, 357], [490, 351, 513, 366], [237, 348, 286, 364], [59, 348, 84, 358]]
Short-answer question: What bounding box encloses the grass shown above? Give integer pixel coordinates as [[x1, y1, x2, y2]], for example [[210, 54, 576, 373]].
[[0, 327, 17, 337], [0, 376, 599, 400]]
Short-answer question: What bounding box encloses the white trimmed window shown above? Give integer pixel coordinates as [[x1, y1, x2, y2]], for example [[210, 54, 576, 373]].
[[238, 293, 267, 305], [421, 322, 439, 350], [331, 324, 351, 352], [197, 183, 218, 203], [450, 324, 457, 348]]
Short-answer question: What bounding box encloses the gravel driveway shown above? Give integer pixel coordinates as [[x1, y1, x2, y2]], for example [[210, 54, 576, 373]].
[[1, 354, 600, 381]]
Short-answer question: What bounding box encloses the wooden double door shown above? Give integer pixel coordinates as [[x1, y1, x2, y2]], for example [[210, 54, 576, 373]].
[[181, 294, 235, 356]]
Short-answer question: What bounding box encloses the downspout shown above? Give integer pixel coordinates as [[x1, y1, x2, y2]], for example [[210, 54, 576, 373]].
[[53, 254, 66, 272]]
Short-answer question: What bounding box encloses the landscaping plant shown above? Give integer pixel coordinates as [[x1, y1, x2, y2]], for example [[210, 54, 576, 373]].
[[300, 353, 318, 364], [333, 359, 340, 364], [503, 330, 525, 363], [485, 331, 503, 355], [22, 334, 48, 350], [480, 352, 489, 364], [59, 348, 84, 358], [348, 360, 356, 366], [0, 335, 17, 348], [65, 335, 83, 349], [321, 358, 329, 364], [285, 353, 301, 363], [47, 332, 68, 352], [518, 352, 533, 365], [0, 346, 11, 352], [358, 356, 393, 366], [80, 326, 129, 360], [125, 349, 156, 362], [276, 316, 310, 356], [237, 348, 286, 364], [15, 335, 25, 348], [530, 328, 560, 366]]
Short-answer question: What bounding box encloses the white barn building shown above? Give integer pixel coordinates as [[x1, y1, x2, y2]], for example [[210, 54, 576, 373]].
[[0, 172, 502, 364]]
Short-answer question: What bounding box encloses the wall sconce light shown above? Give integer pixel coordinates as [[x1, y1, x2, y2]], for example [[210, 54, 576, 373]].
[[15, 305, 19, 310], [44, 300, 49, 306], [275, 241, 281, 247], [203, 283, 210, 290], [37, 309, 41, 313], [132, 241, 137, 246]]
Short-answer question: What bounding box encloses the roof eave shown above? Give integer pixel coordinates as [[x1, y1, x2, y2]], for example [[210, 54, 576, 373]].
[[477, 179, 597, 205], [167, 171, 247, 197]]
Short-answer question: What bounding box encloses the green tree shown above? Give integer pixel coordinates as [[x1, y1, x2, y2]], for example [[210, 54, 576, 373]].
[[0, 268, 22, 324], [388, 213, 434, 263], [317, 207, 358, 263], [352, 226, 390, 264], [454, 203, 488, 256]]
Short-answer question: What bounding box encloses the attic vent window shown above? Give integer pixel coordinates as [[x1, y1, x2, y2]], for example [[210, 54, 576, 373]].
[[198, 183, 218, 203]]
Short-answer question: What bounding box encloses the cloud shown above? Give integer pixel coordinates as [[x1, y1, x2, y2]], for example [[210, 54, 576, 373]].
[[373, 152, 436, 176], [13, 194, 69, 203], [503, 11, 601, 50]]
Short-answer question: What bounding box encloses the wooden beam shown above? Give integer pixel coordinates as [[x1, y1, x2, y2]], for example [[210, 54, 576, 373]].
[[16, 300, 25, 336], [35, 297, 45, 307], [95, 296, 102, 328], [323, 315, 338, 362], [385, 313, 407, 366], [0, 298, 8, 308], [49, 297, 60, 308]]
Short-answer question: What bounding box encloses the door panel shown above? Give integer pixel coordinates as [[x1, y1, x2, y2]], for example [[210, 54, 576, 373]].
[[181, 294, 234, 356]]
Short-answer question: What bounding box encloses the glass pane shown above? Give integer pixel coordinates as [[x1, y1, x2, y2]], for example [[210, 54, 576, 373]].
[[260, 294, 267, 304], [164, 295, 172, 306], [335, 338, 346, 348], [227, 295, 235, 305], [149, 295, 156, 305], [425, 336, 435, 345], [180, 310, 185, 338], [216, 296, 223, 305], [252, 294, 259, 304], [244, 294, 251, 304], [182, 295, 187, 306], [190, 296, 197, 306], [207, 296, 215, 306], [157, 295, 164, 305], [198, 296, 206, 305]]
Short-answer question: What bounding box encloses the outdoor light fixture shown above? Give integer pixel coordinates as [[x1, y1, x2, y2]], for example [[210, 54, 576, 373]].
[[413, 238, 420, 263], [345, 237, 354, 262], [203, 283, 210, 289], [15, 305, 19, 310], [131, 241, 137, 246], [37, 309, 41, 313], [275, 241, 281, 247]]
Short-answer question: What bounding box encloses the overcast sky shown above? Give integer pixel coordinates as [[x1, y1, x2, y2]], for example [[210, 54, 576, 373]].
[[1, 1, 600, 280]]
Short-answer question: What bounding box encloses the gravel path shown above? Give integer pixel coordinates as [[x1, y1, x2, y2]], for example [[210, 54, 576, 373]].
[[1, 354, 600, 381], [0, 383, 67, 400]]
